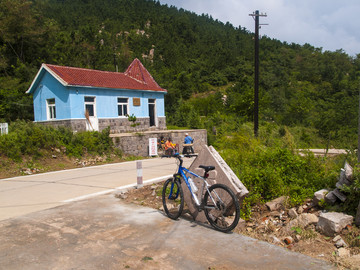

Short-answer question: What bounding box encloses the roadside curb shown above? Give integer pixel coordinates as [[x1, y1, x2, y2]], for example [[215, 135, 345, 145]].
[[62, 174, 172, 203]]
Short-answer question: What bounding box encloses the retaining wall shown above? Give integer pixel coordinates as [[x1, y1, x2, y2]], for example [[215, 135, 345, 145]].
[[36, 117, 166, 133], [110, 129, 208, 156]]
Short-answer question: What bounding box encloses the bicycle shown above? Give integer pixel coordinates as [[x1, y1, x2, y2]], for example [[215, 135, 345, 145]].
[[162, 154, 240, 232]]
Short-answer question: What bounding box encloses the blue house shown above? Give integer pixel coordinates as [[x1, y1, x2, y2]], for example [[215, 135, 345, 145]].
[[26, 59, 167, 133]]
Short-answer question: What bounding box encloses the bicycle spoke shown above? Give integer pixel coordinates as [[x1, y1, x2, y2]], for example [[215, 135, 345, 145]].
[[203, 184, 240, 232]]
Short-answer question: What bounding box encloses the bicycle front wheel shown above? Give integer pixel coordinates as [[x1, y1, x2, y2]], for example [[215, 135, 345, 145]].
[[162, 177, 184, 220], [203, 183, 240, 233]]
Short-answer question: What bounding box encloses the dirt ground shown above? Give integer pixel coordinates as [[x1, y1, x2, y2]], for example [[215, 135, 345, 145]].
[[117, 183, 360, 270], [0, 153, 127, 179]]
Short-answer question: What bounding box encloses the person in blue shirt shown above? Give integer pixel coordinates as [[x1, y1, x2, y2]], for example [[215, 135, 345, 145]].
[[184, 133, 193, 144], [183, 133, 194, 154]]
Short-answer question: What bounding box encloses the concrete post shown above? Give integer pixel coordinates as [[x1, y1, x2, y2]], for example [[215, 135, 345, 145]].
[[136, 161, 143, 188]]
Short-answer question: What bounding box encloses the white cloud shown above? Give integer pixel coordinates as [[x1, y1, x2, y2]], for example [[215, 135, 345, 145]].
[[159, 0, 360, 56]]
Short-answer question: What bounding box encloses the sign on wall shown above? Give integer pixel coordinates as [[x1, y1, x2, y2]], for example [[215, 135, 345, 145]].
[[133, 98, 141, 106], [149, 138, 158, 156]]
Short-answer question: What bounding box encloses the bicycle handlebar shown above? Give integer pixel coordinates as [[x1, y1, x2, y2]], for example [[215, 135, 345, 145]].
[[161, 153, 198, 159]]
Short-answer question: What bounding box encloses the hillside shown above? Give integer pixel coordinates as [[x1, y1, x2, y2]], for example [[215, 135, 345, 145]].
[[0, 0, 360, 147]]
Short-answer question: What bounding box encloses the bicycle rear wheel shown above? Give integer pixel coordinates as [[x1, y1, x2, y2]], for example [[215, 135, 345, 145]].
[[203, 183, 240, 232], [162, 177, 184, 220]]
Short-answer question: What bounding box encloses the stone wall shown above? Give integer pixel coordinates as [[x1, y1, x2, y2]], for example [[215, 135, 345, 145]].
[[110, 129, 208, 156], [36, 117, 166, 133], [37, 119, 86, 131]]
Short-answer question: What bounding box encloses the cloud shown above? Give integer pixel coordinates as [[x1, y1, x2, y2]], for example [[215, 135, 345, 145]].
[[159, 0, 360, 55]]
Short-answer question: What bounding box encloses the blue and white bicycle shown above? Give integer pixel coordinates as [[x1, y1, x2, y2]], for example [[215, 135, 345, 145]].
[[162, 154, 240, 232]]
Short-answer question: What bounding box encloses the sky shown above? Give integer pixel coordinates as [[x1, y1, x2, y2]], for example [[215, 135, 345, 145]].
[[158, 0, 360, 56]]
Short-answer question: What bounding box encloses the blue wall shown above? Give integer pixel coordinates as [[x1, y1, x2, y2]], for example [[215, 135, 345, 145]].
[[32, 70, 166, 121], [33, 72, 71, 121]]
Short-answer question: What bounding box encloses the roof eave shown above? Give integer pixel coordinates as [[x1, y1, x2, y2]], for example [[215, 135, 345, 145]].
[[67, 84, 167, 93], [26, 64, 69, 94]]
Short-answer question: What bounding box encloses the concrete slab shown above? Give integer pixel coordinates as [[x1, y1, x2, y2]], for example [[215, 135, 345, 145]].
[[182, 145, 248, 222], [0, 193, 335, 270]]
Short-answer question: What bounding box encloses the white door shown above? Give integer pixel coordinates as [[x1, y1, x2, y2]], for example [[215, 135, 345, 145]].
[[84, 96, 99, 131]]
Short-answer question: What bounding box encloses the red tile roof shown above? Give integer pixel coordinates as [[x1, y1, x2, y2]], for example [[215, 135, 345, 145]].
[[44, 59, 166, 92]]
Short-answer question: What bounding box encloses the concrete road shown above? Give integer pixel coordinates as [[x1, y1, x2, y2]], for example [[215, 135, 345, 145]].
[[0, 194, 335, 270], [0, 157, 195, 221]]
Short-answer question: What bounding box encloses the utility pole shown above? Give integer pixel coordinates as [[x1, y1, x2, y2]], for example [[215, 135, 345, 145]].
[[358, 86, 360, 162], [249, 10, 267, 137]]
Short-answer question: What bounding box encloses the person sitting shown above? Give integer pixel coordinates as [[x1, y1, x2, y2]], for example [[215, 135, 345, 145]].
[[158, 136, 165, 152], [165, 137, 177, 155], [182, 133, 194, 154]]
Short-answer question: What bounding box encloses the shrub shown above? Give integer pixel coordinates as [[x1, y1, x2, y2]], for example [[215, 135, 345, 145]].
[[213, 128, 341, 219], [0, 120, 115, 160]]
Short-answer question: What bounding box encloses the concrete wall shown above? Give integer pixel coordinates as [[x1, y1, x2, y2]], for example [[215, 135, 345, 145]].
[[110, 129, 208, 156], [182, 145, 249, 223]]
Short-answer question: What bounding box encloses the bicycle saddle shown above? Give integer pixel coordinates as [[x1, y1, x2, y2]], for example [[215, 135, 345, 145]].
[[199, 165, 215, 172]]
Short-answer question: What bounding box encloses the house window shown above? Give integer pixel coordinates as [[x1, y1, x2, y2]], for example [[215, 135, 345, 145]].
[[84, 96, 95, 117], [118, 97, 128, 116], [47, 98, 56, 120]]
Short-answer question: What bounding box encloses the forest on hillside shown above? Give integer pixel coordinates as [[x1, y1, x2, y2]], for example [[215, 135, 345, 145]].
[[1, 0, 360, 147]]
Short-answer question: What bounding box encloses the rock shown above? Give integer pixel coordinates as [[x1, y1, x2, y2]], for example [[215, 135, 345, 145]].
[[334, 238, 348, 248], [22, 168, 32, 175], [289, 213, 319, 229], [270, 236, 282, 245], [269, 211, 281, 217], [332, 235, 342, 242], [265, 196, 288, 211], [325, 191, 337, 205], [342, 254, 360, 268], [332, 188, 347, 202], [297, 205, 304, 214], [294, 234, 301, 242], [313, 189, 329, 205], [316, 212, 354, 236], [356, 201, 360, 226], [288, 208, 298, 219], [344, 161, 353, 181], [115, 192, 128, 199], [333, 235, 348, 248], [336, 170, 352, 188], [237, 218, 246, 230], [336, 248, 350, 258]]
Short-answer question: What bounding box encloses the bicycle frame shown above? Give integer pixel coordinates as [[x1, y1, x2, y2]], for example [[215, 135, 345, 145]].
[[172, 155, 216, 208], [163, 154, 241, 232]]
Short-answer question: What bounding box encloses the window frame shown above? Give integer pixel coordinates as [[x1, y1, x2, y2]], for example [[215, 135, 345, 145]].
[[84, 96, 96, 117], [46, 98, 56, 120], [117, 97, 129, 117]]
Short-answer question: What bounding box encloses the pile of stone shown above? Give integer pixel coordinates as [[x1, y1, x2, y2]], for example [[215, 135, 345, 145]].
[[245, 196, 355, 260], [313, 161, 360, 226], [323, 162, 353, 204], [74, 156, 105, 166]]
